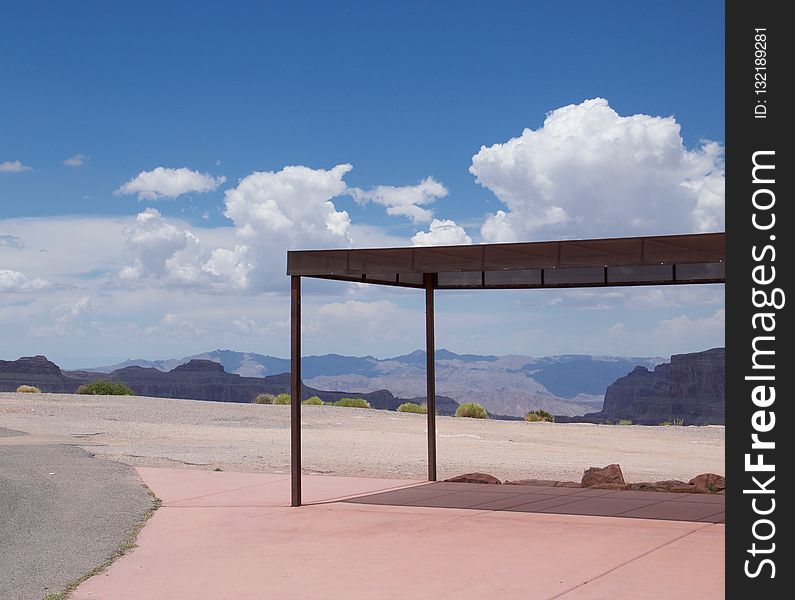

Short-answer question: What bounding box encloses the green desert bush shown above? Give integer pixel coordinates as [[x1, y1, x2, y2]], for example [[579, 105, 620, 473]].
[[525, 409, 555, 422], [397, 402, 427, 414], [455, 402, 488, 419], [16, 385, 41, 393], [273, 393, 292, 405], [302, 396, 324, 405], [253, 393, 275, 404], [76, 380, 134, 395], [617, 419, 634, 426], [659, 418, 685, 426], [333, 397, 371, 408]]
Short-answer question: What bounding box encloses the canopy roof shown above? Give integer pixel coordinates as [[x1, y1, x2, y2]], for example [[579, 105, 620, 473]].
[[287, 232, 725, 289]]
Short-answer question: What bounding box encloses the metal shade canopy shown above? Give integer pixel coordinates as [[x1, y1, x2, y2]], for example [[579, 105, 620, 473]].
[[286, 232, 725, 506]]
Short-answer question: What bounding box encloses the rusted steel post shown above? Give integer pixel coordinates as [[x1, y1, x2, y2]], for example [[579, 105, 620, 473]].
[[424, 273, 437, 481], [291, 275, 302, 506]]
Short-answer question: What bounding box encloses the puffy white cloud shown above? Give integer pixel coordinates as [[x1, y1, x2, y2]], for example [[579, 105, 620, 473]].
[[471, 98, 724, 242], [221, 164, 355, 289], [120, 208, 201, 281], [224, 164, 352, 241], [63, 154, 89, 167], [201, 245, 251, 288], [0, 269, 54, 292], [119, 208, 249, 289], [349, 176, 448, 223], [411, 219, 473, 246], [0, 160, 32, 173], [31, 297, 94, 337], [115, 167, 226, 200]]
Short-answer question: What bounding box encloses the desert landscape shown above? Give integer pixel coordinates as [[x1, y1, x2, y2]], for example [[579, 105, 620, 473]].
[[0, 391, 724, 483]]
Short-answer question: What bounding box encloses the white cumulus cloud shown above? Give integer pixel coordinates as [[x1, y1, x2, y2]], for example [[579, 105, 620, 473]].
[[411, 219, 473, 246], [0, 160, 33, 173], [471, 98, 724, 242], [222, 164, 354, 290], [119, 208, 249, 289], [115, 167, 226, 200], [224, 164, 352, 240], [201, 245, 251, 289], [349, 176, 448, 223], [64, 154, 89, 167], [0, 269, 54, 292]]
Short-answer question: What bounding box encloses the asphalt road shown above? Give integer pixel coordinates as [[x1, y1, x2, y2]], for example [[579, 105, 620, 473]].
[[0, 427, 153, 600]]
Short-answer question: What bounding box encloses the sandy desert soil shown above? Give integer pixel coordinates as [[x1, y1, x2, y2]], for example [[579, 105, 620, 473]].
[[0, 392, 724, 483]]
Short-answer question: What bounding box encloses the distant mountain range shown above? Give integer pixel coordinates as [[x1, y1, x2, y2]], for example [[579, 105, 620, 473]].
[[85, 349, 664, 417], [2, 348, 725, 424], [0, 356, 460, 415]]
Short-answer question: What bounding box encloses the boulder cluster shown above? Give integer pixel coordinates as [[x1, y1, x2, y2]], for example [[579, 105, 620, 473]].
[[445, 465, 725, 494]]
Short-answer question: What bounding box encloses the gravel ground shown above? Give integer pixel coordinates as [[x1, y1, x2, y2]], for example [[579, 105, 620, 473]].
[[0, 426, 152, 600], [0, 392, 725, 483]]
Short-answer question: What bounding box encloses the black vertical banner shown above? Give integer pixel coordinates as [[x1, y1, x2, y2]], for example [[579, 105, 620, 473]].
[[726, 1, 790, 597]]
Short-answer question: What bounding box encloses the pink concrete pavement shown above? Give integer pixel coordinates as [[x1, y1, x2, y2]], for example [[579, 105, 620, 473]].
[[72, 467, 724, 600]]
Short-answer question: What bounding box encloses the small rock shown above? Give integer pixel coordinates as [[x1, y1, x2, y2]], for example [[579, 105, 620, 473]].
[[445, 473, 501, 485], [689, 473, 725, 493], [581, 464, 625, 487], [504, 479, 558, 487], [555, 481, 582, 488], [589, 482, 628, 490]]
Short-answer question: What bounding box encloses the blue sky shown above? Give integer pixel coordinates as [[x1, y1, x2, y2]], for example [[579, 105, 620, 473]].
[[1, 1, 725, 368]]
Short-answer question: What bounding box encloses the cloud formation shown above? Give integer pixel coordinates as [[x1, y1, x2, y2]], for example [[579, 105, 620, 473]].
[[64, 154, 89, 167], [144, 313, 204, 338], [31, 297, 94, 337], [116, 167, 226, 200], [0, 160, 32, 173], [349, 176, 448, 223], [0, 269, 54, 292], [411, 219, 472, 246], [471, 98, 724, 242], [221, 164, 355, 289], [119, 208, 249, 289]]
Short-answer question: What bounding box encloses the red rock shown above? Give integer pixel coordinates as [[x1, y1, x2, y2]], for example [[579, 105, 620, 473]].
[[689, 473, 725, 493], [445, 473, 501, 485], [589, 483, 628, 490], [581, 464, 625, 487]]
